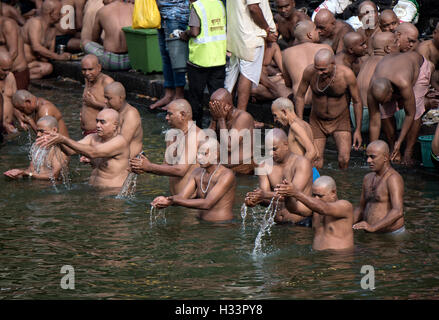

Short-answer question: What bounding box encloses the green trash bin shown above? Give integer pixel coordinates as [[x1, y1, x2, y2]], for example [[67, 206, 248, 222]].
[[122, 27, 163, 73], [418, 135, 434, 168]]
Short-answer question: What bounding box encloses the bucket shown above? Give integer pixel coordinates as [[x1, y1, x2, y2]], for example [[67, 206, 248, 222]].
[[418, 135, 434, 168], [166, 37, 188, 73]]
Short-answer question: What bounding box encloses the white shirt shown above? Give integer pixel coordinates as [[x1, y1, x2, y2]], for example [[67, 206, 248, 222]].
[[226, 0, 276, 62]]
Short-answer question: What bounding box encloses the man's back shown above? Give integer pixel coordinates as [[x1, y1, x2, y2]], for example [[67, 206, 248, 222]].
[[96, 1, 133, 53], [417, 39, 439, 65], [357, 55, 385, 106]]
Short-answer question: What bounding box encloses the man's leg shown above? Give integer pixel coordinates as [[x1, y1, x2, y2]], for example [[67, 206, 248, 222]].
[[314, 137, 327, 169], [333, 131, 352, 169], [28, 61, 53, 79], [381, 116, 400, 162], [236, 74, 252, 111], [188, 64, 209, 127], [403, 117, 422, 166]]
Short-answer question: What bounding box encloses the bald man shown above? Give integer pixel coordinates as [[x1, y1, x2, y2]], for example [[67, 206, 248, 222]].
[[368, 50, 433, 165], [208, 88, 255, 175], [4, 116, 68, 180], [0, 51, 18, 134], [395, 23, 419, 53], [353, 140, 405, 234], [274, 0, 310, 47], [357, 1, 382, 56], [245, 128, 314, 225], [12, 89, 69, 137], [103, 82, 143, 158], [81, 54, 114, 136], [37, 108, 130, 192], [379, 9, 399, 33], [0, 15, 29, 90], [275, 175, 354, 251], [335, 32, 368, 76], [281, 20, 332, 106], [271, 97, 318, 167], [314, 9, 354, 54], [295, 49, 363, 169], [152, 139, 236, 222], [130, 99, 203, 195], [21, 0, 71, 79], [355, 32, 400, 134]]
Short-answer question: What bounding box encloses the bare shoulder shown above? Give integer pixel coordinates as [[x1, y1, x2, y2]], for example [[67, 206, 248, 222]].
[[303, 64, 315, 76], [387, 169, 403, 185], [297, 11, 310, 21], [218, 166, 235, 183], [293, 154, 312, 170], [3, 17, 18, 30], [100, 74, 114, 86], [235, 109, 254, 125], [337, 199, 353, 211]]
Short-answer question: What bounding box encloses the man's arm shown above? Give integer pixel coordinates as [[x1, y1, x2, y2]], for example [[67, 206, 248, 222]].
[[290, 122, 317, 162], [120, 111, 140, 147], [353, 176, 367, 223], [294, 66, 312, 118], [284, 157, 313, 213], [3, 73, 18, 132], [281, 53, 292, 88], [367, 87, 381, 142], [294, 191, 353, 218], [3, 19, 19, 61], [346, 68, 363, 149], [394, 83, 416, 156], [172, 170, 234, 210]]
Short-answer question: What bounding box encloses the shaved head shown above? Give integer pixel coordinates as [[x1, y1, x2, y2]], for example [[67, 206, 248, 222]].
[[371, 78, 392, 102], [343, 32, 364, 49], [266, 128, 288, 145], [313, 176, 336, 192], [98, 108, 120, 126], [294, 20, 316, 41], [104, 82, 126, 98], [81, 54, 100, 67], [12, 90, 34, 107], [210, 88, 233, 105], [315, 48, 335, 65], [359, 1, 377, 13], [42, 0, 62, 14], [37, 116, 59, 130], [372, 31, 396, 51], [379, 9, 399, 32], [272, 97, 294, 112], [314, 8, 335, 24], [168, 99, 193, 119], [367, 140, 390, 156], [396, 22, 419, 38]]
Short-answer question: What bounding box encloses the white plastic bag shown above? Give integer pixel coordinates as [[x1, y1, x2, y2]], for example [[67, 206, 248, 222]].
[[393, 0, 419, 24], [312, 0, 353, 21]]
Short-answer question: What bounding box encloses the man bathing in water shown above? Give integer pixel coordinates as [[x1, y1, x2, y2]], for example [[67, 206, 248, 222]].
[[314, 9, 353, 54], [335, 32, 368, 76], [81, 54, 114, 137], [353, 140, 405, 234], [130, 99, 203, 195], [274, 0, 310, 48], [245, 128, 313, 225], [295, 49, 363, 169], [37, 108, 130, 192], [104, 82, 143, 158], [12, 89, 69, 137], [368, 50, 432, 165], [275, 175, 354, 251], [208, 89, 255, 175], [151, 139, 236, 223], [4, 116, 68, 180]]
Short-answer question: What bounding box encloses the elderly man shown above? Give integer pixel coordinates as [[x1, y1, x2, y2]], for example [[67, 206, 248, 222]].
[[353, 140, 405, 234], [314, 9, 353, 54], [103, 82, 143, 158], [81, 54, 114, 136], [274, 0, 310, 48], [335, 32, 368, 76], [395, 22, 419, 53], [12, 89, 69, 137], [0, 52, 18, 135], [281, 20, 332, 106], [130, 99, 203, 195], [245, 128, 314, 225], [379, 9, 400, 33], [4, 116, 68, 180], [225, 0, 277, 111], [357, 1, 381, 56], [37, 108, 130, 192], [0, 15, 29, 90], [295, 49, 363, 169], [208, 88, 255, 174], [83, 0, 133, 71], [21, 0, 71, 79], [152, 138, 236, 222], [276, 175, 354, 251], [367, 51, 433, 165]]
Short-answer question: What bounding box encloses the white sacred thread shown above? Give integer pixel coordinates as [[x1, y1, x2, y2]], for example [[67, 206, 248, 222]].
[[200, 163, 221, 194], [316, 64, 337, 93]]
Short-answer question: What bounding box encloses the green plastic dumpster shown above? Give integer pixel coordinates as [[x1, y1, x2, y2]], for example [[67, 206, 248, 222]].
[[122, 27, 163, 73]]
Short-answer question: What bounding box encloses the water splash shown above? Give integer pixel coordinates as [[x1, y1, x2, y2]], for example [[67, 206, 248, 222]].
[[30, 143, 50, 173], [149, 205, 167, 227], [252, 197, 280, 257], [116, 172, 138, 199], [240, 203, 248, 228]]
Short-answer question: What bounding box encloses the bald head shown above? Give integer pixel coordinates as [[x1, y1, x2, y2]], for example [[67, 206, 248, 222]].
[[343, 32, 364, 50], [37, 116, 59, 130], [168, 99, 193, 119], [367, 140, 390, 156], [379, 9, 399, 32], [371, 78, 392, 102], [396, 23, 419, 52], [41, 0, 62, 15], [314, 9, 335, 24], [266, 128, 288, 145], [210, 88, 233, 105], [372, 31, 396, 51], [272, 97, 294, 112], [104, 82, 126, 99], [12, 90, 34, 107], [314, 48, 335, 65], [313, 176, 336, 192], [98, 108, 120, 126], [81, 54, 100, 67], [294, 20, 317, 42], [396, 23, 419, 38], [0, 51, 12, 67], [358, 1, 377, 13]]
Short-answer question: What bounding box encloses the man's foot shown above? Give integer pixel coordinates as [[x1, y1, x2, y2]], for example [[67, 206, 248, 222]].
[[149, 94, 174, 110], [391, 151, 402, 164], [403, 152, 415, 166]]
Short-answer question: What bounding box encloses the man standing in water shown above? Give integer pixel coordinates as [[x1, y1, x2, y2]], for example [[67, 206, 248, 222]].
[[81, 54, 114, 137], [37, 108, 130, 191], [151, 139, 236, 222], [130, 99, 203, 195], [245, 128, 314, 225], [103, 82, 143, 158], [295, 48, 363, 169], [275, 175, 354, 251], [4, 116, 68, 180], [353, 140, 405, 234], [12, 89, 69, 137]]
